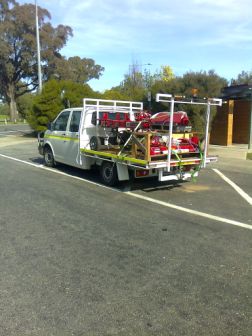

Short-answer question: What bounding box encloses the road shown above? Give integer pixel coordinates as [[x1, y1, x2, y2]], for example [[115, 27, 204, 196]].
[[0, 137, 251, 335], [0, 123, 32, 137]]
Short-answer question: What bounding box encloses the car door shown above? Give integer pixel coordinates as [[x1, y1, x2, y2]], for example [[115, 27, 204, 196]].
[[50, 110, 71, 163], [63, 110, 82, 166]]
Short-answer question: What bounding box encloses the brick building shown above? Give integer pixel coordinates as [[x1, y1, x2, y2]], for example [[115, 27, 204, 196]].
[[210, 84, 252, 147]]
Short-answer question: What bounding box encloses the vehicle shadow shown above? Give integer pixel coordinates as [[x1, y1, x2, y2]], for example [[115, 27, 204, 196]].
[[30, 159, 185, 193], [125, 177, 184, 193], [30, 157, 44, 164]]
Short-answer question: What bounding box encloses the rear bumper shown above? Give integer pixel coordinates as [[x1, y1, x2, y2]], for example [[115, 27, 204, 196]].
[[205, 155, 218, 163]]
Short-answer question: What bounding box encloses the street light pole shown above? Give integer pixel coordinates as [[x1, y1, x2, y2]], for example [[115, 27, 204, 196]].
[[35, 0, 42, 93]]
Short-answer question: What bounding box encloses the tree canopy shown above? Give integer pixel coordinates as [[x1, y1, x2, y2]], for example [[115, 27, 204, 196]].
[[52, 56, 104, 84], [0, 0, 72, 120], [28, 79, 99, 131], [108, 64, 228, 132], [231, 70, 252, 85], [0, 1, 104, 121], [151, 70, 228, 132]]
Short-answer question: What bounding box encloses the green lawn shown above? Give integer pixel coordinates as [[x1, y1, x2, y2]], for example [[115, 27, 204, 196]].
[[0, 114, 8, 121]]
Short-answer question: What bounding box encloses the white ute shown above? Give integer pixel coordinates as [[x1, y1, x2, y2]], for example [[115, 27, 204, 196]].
[[38, 96, 221, 186]]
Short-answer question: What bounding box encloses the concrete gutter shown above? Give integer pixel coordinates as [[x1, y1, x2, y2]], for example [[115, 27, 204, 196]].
[[208, 144, 251, 160], [246, 151, 252, 160]]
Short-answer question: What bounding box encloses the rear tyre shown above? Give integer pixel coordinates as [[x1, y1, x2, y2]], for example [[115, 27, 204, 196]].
[[100, 161, 118, 186], [44, 146, 55, 167]]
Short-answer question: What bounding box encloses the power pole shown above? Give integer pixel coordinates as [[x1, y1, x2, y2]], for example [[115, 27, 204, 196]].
[[35, 0, 42, 93]]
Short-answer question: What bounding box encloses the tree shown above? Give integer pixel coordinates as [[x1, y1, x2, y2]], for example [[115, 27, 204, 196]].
[[160, 65, 174, 82], [27, 79, 97, 131], [102, 89, 129, 101], [119, 73, 146, 101], [120, 62, 146, 100], [0, 1, 73, 121], [112, 61, 153, 103], [16, 92, 35, 119], [180, 70, 227, 98], [151, 70, 227, 132], [179, 70, 228, 131], [52, 56, 104, 84], [231, 70, 252, 85]]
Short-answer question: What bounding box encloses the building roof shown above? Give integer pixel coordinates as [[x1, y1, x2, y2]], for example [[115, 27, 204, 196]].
[[221, 84, 252, 100]]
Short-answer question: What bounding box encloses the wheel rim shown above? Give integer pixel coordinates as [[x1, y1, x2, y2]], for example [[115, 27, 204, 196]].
[[90, 137, 98, 150], [103, 165, 113, 182], [45, 150, 53, 165]]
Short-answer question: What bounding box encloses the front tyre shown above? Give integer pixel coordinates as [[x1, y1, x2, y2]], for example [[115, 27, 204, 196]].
[[100, 161, 118, 186], [44, 146, 55, 167]]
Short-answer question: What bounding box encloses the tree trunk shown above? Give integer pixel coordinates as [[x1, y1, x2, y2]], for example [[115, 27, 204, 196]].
[[7, 84, 18, 122]]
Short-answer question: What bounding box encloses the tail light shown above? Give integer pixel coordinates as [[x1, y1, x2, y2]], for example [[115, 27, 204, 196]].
[[135, 169, 149, 177]]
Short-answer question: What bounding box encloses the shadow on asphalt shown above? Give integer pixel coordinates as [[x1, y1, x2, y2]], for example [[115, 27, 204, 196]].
[[21, 131, 37, 138], [30, 158, 184, 193], [30, 157, 44, 164]]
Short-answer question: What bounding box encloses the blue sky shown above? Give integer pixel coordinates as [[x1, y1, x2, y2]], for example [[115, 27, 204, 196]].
[[18, 0, 252, 92]]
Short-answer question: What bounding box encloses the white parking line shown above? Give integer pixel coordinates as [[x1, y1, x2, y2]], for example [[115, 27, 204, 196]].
[[125, 192, 252, 230], [213, 168, 252, 206], [0, 153, 251, 230]]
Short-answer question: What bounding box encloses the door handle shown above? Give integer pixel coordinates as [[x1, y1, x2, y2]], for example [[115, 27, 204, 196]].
[[62, 133, 67, 142]]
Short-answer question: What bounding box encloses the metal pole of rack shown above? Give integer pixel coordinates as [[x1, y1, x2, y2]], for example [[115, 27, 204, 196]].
[[167, 98, 175, 172], [203, 102, 211, 168]]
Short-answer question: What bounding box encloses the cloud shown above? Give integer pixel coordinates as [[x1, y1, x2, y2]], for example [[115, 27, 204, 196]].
[[17, 0, 252, 90], [54, 0, 252, 51], [19, 0, 252, 51]]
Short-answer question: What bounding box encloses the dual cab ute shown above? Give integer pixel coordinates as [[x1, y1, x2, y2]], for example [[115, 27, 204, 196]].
[[38, 95, 221, 186]]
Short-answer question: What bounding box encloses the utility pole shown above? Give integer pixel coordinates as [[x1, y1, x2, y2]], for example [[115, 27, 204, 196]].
[[35, 0, 42, 93]]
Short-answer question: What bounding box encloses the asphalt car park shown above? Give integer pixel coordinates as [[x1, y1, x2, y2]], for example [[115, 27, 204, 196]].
[[1, 135, 251, 227], [0, 123, 32, 136], [0, 135, 251, 335]]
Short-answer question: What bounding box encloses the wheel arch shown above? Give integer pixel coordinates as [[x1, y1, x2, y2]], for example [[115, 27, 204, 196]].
[[43, 141, 55, 158]]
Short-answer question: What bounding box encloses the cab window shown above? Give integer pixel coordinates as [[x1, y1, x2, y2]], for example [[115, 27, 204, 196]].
[[54, 111, 70, 131], [91, 112, 97, 125], [69, 110, 82, 132]]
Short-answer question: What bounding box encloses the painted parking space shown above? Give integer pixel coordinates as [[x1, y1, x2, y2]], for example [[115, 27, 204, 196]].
[[0, 137, 251, 228], [0, 148, 251, 231], [1, 152, 251, 336], [130, 167, 252, 225], [213, 168, 252, 205]]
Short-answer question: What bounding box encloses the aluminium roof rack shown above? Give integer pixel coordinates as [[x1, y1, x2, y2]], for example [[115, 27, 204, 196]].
[[156, 93, 222, 106], [155, 93, 222, 170], [83, 98, 143, 113]]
